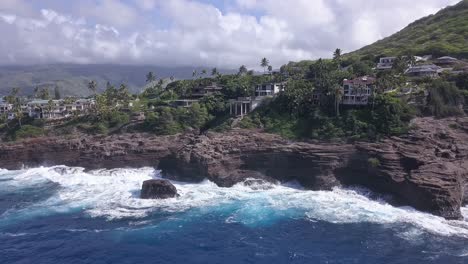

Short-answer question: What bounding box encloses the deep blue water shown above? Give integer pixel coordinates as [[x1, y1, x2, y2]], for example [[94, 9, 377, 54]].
[[0, 167, 467, 264]]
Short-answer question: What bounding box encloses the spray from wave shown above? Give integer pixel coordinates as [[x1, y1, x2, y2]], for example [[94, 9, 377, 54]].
[[0, 166, 467, 239]]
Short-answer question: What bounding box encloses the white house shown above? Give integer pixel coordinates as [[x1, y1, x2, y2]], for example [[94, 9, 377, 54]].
[[229, 97, 263, 117], [255, 82, 286, 97], [376, 57, 396, 70], [0, 101, 12, 114], [341, 76, 376, 106], [26, 99, 95, 119]]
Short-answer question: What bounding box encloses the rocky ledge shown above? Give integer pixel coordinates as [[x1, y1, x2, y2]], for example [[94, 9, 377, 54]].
[[0, 117, 466, 220]]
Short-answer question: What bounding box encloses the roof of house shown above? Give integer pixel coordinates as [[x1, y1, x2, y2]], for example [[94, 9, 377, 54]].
[[28, 99, 56, 105], [437, 56, 458, 61], [343, 76, 376, 85], [405, 64, 442, 74]]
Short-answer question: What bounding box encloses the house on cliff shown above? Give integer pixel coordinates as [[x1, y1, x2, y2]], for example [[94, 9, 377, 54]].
[[376, 57, 396, 71], [229, 97, 263, 117], [341, 76, 376, 106], [25, 99, 95, 120], [405, 64, 442, 78], [191, 83, 224, 98], [255, 82, 286, 97]]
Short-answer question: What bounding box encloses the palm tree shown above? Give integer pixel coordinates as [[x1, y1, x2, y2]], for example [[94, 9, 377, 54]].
[[192, 70, 198, 78], [211, 68, 219, 76], [47, 99, 54, 119], [118, 83, 130, 105], [146, 72, 156, 83], [333, 85, 343, 117], [14, 106, 23, 127], [333, 48, 342, 69], [333, 48, 342, 61], [261, 58, 269, 73], [201, 69, 207, 77], [33, 86, 39, 98], [39, 88, 50, 100], [88, 80, 98, 95], [268, 65, 273, 80], [170, 76, 175, 82], [238, 65, 247, 76]]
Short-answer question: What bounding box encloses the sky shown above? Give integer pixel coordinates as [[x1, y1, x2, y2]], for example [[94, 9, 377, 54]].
[[0, 0, 461, 69]]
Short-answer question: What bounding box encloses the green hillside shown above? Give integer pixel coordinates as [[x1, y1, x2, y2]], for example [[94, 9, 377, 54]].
[[348, 0, 468, 60]]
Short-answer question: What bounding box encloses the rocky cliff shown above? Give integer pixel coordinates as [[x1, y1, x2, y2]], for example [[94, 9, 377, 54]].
[[0, 117, 466, 220]]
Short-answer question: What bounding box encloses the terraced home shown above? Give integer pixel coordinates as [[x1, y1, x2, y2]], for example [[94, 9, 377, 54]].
[[376, 57, 396, 71], [254, 82, 287, 97], [229, 82, 287, 117], [341, 76, 376, 106], [405, 64, 443, 78], [5, 99, 95, 120], [191, 83, 224, 98]]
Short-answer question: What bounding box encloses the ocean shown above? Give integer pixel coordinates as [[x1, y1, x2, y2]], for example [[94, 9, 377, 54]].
[[0, 166, 467, 264]]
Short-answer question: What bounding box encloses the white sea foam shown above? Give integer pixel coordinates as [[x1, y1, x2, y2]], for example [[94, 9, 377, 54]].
[[1, 166, 468, 239]]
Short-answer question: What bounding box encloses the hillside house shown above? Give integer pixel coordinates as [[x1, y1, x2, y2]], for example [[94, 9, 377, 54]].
[[255, 82, 286, 97], [376, 57, 396, 70], [341, 76, 376, 106], [312, 89, 323, 105], [171, 99, 199, 108], [435, 56, 460, 67], [0, 101, 12, 114], [229, 97, 263, 117], [26, 99, 95, 119], [192, 83, 223, 98], [405, 64, 442, 78]]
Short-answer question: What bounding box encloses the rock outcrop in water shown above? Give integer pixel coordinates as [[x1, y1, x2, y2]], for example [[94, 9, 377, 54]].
[[140, 179, 178, 199], [0, 117, 466, 219]]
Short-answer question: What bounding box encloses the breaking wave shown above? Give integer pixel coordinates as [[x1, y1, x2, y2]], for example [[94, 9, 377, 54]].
[[0, 166, 467, 239]]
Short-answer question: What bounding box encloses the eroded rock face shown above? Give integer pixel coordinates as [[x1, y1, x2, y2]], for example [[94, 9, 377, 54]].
[[159, 118, 468, 220], [0, 117, 467, 219], [0, 133, 189, 170], [140, 179, 178, 199]]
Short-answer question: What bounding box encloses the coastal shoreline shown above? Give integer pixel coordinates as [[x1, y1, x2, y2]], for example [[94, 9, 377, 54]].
[[1, 117, 467, 220]]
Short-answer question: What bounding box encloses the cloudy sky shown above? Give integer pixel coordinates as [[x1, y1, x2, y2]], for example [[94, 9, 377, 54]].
[[0, 0, 460, 68]]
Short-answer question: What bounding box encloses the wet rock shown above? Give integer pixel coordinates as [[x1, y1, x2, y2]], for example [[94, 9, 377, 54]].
[[0, 117, 468, 219], [140, 179, 178, 199], [242, 179, 275, 190]]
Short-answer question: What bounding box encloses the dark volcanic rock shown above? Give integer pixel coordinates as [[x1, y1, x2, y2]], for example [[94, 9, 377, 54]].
[[0, 133, 189, 170], [0, 117, 467, 219], [140, 179, 178, 199]]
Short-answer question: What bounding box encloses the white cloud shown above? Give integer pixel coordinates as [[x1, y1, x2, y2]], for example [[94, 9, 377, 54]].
[[134, 0, 159, 11], [78, 0, 139, 28], [0, 0, 461, 68], [0, 0, 33, 16]]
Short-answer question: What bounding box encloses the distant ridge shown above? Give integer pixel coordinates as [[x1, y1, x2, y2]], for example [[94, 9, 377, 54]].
[[0, 64, 235, 97]]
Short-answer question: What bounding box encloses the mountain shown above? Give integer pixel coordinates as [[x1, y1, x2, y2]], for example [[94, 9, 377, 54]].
[[348, 0, 468, 60], [0, 64, 234, 97]]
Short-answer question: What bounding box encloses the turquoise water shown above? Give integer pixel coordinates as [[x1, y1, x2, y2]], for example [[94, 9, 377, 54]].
[[0, 167, 467, 263]]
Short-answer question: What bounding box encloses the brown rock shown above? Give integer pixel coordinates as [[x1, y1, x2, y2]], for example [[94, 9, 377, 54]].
[[0, 117, 467, 219]]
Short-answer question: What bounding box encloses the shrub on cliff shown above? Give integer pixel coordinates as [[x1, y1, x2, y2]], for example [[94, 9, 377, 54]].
[[425, 80, 464, 118], [14, 125, 44, 140], [368, 158, 381, 168]]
